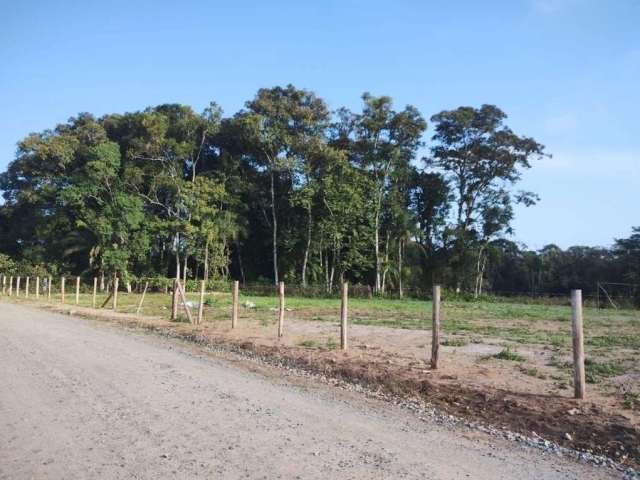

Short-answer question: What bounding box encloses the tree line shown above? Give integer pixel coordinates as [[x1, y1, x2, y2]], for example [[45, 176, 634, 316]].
[[0, 85, 637, 300]]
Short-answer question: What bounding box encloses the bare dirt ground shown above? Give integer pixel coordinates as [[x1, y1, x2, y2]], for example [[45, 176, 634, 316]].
[[0, 303, 626, 479]]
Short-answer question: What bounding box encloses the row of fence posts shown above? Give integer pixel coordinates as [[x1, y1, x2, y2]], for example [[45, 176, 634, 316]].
[[0, 273, 588, 399]]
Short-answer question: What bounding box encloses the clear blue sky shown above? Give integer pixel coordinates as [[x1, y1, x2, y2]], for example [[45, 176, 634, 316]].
[[1, 0, 638, 249]]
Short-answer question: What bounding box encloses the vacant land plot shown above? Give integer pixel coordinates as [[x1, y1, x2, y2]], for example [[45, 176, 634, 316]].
[[4, 289, 640, 465]]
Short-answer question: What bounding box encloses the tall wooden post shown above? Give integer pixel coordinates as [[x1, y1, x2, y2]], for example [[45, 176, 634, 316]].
[[571, 289, 586, 399], [197, 280, 205, 325], [278, 282, 285, 338], [75, 276, 80, 305], [431, 285, 441, 369], [2, 274, 6, 295], [112, 276, 119, 310], [47, 276, 52, 300], [25, 277, 30, 298], [16, 276, 21, 297], [340, 282, 349, 350], [35, 277, 40, 299], [61, 276, 65, 304], [8, 276, 13, 296], [92, 277, 97, 308], [231, 280, 239, 329]]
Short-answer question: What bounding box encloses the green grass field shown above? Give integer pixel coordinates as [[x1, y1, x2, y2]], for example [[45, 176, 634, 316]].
[[21, 288, 640, 351]]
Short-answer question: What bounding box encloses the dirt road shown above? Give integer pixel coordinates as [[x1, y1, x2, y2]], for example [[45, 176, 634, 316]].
[[0, 304, 617, 479]]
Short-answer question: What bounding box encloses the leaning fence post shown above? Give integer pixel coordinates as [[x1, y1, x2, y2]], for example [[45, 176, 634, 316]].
[[175, 279, 194, 323], [35, 276, 40, 299], [112, 276, 119, 310], [25, 277, 30, 299], [61, 276, 65, 304], [1, 275, 5, 295], [92, 277, 97, 308], [340, 282, 349, 350], [431, 285, 441, 369], [136, 281, 149, 315], [16, 276, 21, 297], [197, 280, 205, 324], [231, 280, 239, 329], [278, 282, 285, 338], [571, 289, 586, 399], [75, 276, 80, 305]]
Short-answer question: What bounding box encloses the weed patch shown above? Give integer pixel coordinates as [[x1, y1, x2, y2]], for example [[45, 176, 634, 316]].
[[584, 359, 625, 384], [442, 338, 468, 347], [623, 392, 640, 411], [492, 347, 526, 362], [518, 366, 548, 379]]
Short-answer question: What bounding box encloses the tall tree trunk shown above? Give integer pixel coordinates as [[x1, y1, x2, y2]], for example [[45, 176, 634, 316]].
[[203, 238, 210, 283], [235, 238, 245, 286], [398, 238, 404, 299], [301, 206, 312, 288], [183, 254, 188, 285], [478, 254, 487, 296], [474, 245, 485, 298], [374, 210, 381, 293], [329, 260, 335, 294], [324, 251, 330, 293], [175, 233, 181, 281], [270, 169, 279, 285], [381, 232, 390, 294]]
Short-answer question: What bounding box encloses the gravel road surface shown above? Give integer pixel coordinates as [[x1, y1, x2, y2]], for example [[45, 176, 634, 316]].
[[0, 303, 617, 479]]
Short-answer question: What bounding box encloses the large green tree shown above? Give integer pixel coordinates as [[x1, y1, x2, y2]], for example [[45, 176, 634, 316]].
[[337, 94, 427, 292], [228, 85, 329, 285], [426, 104, 545, 291]]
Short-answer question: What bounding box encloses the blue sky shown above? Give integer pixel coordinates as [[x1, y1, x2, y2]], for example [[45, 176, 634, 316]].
[[1, 0, 638, 249]]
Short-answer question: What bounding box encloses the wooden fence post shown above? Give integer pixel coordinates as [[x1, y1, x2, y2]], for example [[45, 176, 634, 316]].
[[1, 274, 5, 295], [47, 276, 52, 300], [25, 277, 30, 298], [571, 289, 586, 399], [92, 277, 97, 308], [8, 276, 13, 296], [35, 277, 40, 299], [231, 280, 239, 329], [197, 280, 205, 324], [431, 285, 441, 369], [112, 276, 119, 310], [136, 281, 149, 315], [278, 282, 285, 338], [340, 282, 349, 350], [75, 276, 80, 305], [16, 276, 21, 297], [61, 276, 65, 304]]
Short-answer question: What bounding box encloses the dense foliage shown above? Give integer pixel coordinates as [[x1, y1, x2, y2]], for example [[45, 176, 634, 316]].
[[0, 85, 637, 299]]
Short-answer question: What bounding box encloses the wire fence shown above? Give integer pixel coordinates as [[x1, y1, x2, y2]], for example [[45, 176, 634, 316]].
[[1, 273, 639, 310]]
